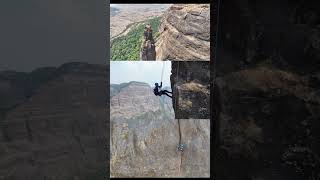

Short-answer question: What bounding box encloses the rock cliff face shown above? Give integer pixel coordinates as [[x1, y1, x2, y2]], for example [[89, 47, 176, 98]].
[[110, 82, 172, 119], [214, 1, 320, 179], [156, 4, 212, 61], [0, 62, 107, 179], [110, 82, 210, 177], [140, 40, 156, 61], [171, 62, 210, 119]]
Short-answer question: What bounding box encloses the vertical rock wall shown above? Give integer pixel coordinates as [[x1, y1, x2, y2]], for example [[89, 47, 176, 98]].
[[170, 61, 210, 119]]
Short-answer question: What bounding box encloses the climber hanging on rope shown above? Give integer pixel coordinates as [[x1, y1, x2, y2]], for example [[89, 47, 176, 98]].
[[153, 82, 172, 98]]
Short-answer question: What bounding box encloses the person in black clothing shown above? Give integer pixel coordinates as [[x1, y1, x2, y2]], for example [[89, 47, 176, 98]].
[[153, 82, 172, 98]]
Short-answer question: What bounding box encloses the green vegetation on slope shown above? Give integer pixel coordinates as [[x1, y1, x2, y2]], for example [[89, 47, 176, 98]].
[[111, 16, 161, 61]]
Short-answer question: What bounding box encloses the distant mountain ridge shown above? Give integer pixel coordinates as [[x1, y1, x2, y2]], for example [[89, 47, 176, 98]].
[[110, 81, 171, 97], [0, 62, 105, 110]]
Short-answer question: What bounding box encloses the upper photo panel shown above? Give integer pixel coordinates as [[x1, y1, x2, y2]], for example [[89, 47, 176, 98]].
[[110, 4, 212, 61]]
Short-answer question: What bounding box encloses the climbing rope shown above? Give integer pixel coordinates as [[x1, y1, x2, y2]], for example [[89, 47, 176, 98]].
[[175, 62, 185, 152], [177, 119, 185, 152], [175, 62, 179, 111], [160, 61, 165, 83]]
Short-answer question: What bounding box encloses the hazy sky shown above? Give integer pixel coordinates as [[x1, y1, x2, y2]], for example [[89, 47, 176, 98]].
[[0, 0, 107, 72], [110, 61, 171, 87]]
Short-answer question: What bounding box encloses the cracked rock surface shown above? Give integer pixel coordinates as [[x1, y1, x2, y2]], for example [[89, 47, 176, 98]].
[[171, 61, 210, 119]]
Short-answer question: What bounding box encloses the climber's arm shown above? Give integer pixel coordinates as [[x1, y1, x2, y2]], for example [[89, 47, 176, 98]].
[[160, 82, 162, 88]]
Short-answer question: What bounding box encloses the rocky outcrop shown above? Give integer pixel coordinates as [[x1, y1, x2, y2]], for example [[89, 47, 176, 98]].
[[171, 62, 210, 119], [0, 62, 107, 179], [214, 1, 320, 179], [156, 4, 211, 61], [140, 40, 156, 61], [110, 82, 210, 177]]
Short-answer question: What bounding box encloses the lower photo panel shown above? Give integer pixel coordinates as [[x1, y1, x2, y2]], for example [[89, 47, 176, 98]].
[[110, 61, 210, 177]]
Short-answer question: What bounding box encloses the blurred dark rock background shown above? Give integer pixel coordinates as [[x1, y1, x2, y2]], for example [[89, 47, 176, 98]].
[[214, 0, 320, 179]]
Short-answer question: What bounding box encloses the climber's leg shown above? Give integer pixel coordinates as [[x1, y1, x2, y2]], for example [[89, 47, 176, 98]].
[[162, 91, 172, 98], [162, 90, 172, 94]]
